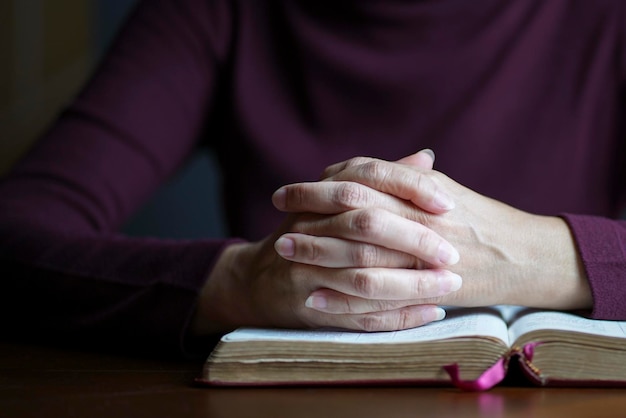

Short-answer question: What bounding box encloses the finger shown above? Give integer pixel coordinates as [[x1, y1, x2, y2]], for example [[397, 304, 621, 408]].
[[321, 149, 435, 179], [312, 266, 462, 301], [397, 149, 435, 170], [272, 180, 417, 216], [297, 208, 459, 266], [305, 288, 449, 314], [321, 156, 378, 179], [326, 160, 454, 213], [274, 233, 421, 268], [309, 304, 447, 332]]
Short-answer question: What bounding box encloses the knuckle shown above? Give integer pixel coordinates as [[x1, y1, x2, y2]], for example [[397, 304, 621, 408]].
[[370, 299, 395, 313], [350, 209, 385, 237], [357, 314, 385, 332], [409, 276, 424, 297], [347, 156, 372, 168], [351, 269, 382, 298], [285, 185, 307, 207], [396, 308, 415, 330], [412, 228, 438, 254], [351, 244, 379, 267], [361, 160, 389, 182], [333, 182, 366, 209], [305, 238, 324, 263], [343, 296, 354, 314], [411, 209, 431, 225]]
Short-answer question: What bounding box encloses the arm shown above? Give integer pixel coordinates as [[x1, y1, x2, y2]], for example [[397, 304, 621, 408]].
[[0, 0, 234, 357], [1, 4, 463, 350]]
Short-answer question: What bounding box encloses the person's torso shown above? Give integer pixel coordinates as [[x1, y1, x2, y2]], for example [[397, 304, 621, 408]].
[[208, 0, 626, 239]]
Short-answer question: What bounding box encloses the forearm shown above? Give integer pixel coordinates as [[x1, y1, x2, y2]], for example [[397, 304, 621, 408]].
[[0, 222, 230, 357]]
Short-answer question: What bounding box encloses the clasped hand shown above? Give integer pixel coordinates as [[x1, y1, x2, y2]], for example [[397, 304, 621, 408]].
[[192, 150, 590, 336]]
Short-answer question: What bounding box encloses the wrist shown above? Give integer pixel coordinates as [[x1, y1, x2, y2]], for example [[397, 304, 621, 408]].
[[510, 214, 591, 310]]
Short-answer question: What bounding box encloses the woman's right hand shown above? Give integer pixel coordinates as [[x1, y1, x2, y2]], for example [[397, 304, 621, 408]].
[[190, 151, 462, 336]]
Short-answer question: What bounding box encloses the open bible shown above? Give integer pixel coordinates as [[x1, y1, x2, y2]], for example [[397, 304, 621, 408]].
[[198, 306, 626, 390]]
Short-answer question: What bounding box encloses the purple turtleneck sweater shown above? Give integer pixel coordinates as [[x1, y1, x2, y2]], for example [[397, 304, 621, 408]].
[[1, 0, 625, 358]]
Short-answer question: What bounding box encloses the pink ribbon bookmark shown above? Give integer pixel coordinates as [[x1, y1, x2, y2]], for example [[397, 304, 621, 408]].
[[443, 358, 507, 391]]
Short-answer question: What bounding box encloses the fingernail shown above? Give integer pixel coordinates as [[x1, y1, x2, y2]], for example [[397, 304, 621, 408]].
[[274, 237, 295, 257], [441, 272, 462, 292], [423, 307, 446, 323], [421, 148, 435, 163], [433, 190, 455, 210], [438, 242, 460, 265], [305, 295, 327, 309], [433, 307, 446, 321], [272, 187, 286, 210]]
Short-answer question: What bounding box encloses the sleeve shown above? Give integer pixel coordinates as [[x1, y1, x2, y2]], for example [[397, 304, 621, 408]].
[[0, 0, 236, 358], [557, 1, 626, 321], [562, 214, 626, 320]]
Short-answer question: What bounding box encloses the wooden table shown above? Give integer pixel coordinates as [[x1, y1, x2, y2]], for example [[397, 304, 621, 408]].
[[1, 341, 625, 418]]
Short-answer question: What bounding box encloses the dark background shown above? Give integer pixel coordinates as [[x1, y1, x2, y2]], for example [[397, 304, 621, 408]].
[[1, 0, 227, 239]]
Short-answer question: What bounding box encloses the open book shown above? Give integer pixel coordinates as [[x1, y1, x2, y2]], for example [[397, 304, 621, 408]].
[[198, 306, 626, 390]]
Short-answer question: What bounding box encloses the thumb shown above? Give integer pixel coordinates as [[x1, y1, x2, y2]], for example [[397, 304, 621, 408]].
[[397, 149, 435, 170]]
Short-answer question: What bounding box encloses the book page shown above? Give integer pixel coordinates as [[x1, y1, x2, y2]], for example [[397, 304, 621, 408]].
[[508, 309, 626, 343], [222, 307, 510, 345]]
